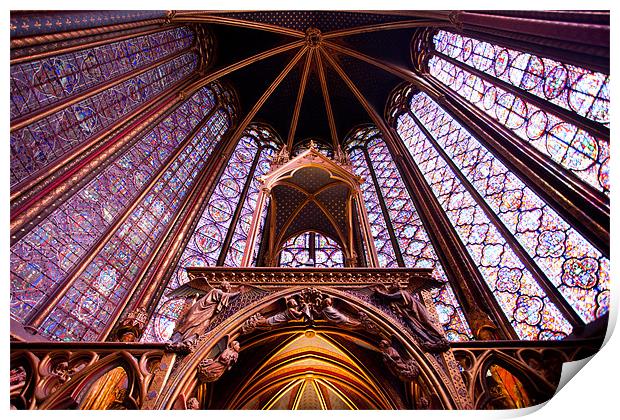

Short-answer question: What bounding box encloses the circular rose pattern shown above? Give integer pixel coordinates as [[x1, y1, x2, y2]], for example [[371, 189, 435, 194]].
[[514, 295, 544, 326], [562, 257, 599, 289], [194, 223, 223, 254], [509, 54, 545, 91], [536, 230, 566, 258], [543, 65, 568, 99]]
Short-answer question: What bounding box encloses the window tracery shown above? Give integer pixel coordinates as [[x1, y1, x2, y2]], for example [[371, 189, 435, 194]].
[[142, 125, 281, 342], [278, 231, 345, 268], [404, 92, 608, 327], [39, 106, 230, 341], [428, 30, 609, 194], [346, 127, 473, 341], [10, 86, 217, 326]]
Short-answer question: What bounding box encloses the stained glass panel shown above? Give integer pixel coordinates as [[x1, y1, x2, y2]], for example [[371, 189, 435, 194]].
[[10, 86, 216, 323], [278, 232, 344, 268], [432, 30, 609, 125], [142, 128, 280, 342], [347, 132, 472, 341], [408, 92, 608, 324], [397, 103, 576, 339], [10, 27, 194, 119], [11, 52, 198, 186], [428, 56, 609, 193]]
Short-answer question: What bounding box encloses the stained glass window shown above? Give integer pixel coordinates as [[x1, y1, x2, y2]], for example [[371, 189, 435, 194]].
[[392, 90, 609, 339], [142, 125, 281, 342], [406, 92, 608, 325], [278, 231, 345, 268], [346, 127, 473, 341], [10, 27, 194, 119], [429, 30, 609, 194], [10, 86, 217, 325], [11, 52, 198, 186], [38, 106, 230, 341]]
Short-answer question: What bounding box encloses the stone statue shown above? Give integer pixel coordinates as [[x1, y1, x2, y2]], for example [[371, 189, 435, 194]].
[[379, 339, 420, 381], [241, 297, 304, 334], [374, 282, 449, 353], [197, 340, 240, 383], [168, 280, 244, 343], [317, 297, 361, 328], [241, 290, 383, 335]]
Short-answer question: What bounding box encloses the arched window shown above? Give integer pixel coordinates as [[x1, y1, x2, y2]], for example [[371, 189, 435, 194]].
[[278, 231, 344, 268], [11, 83, 234, 341], [427, 30, 609, 194], [10, 27, 198, 187], [392, 89, 609, 339], [142, 124, 281, 342], [345, 126, 473, 341]]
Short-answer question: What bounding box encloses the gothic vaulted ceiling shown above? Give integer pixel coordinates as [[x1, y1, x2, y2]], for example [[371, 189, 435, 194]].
[[191, 10, 432, 150]]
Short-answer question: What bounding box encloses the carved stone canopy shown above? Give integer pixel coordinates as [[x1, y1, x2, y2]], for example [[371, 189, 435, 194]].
[[258, 147, 364, 266]]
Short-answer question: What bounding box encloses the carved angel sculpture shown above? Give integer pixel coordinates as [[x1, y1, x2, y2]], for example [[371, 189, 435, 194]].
[[318, 297, 361, 328], [167, 280, 247, 343], [196, 340, 240, 383], [374, 282, 449, 353], [379, 339, 420, 381]]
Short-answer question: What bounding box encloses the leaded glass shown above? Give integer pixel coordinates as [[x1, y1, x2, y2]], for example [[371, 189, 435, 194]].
[[142, 128, 280, 342], [347, 131, 472, 341], [408, 92, 608, 324], [10, 86, 216, 323], [279, 232, 344, 268], [11, 52, 198, 186], [10, 27, 194, 119], [428, 56, 609, 193], [347, 148, 399, 268], [432, 30, 609, 125], [396, 101, 577, 339], [224, 144, 279, 267], [38, 108, 229, 341]]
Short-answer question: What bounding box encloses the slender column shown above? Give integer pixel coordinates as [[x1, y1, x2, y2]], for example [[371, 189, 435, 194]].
[[25, 95, 223, 330], [322, 49, 512, 338], [10, 74, 198, 239], [216, 149, 262, 265], [361, 148, 406, 267], [352, 191, 379, 267], [423, 76, 609, 256], [241, 186, 271, 267]]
